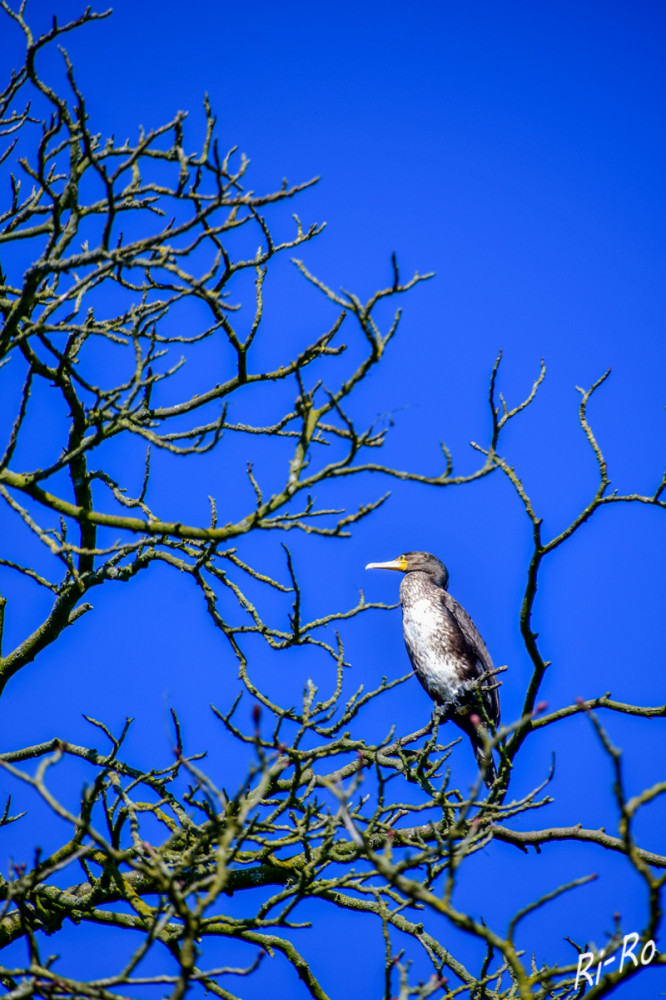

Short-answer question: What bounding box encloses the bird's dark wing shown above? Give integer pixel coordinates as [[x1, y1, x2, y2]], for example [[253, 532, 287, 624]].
[[440, 590, 500, 726]]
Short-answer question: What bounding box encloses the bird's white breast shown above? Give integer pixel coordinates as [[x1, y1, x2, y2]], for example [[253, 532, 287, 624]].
[[402, 596, 469, 706]]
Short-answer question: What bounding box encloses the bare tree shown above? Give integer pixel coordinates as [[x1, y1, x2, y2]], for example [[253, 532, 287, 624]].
[[0, 6, 664, 999]]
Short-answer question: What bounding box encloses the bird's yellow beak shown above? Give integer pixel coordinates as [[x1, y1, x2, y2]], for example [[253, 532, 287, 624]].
[[365, 556, 408, 572]]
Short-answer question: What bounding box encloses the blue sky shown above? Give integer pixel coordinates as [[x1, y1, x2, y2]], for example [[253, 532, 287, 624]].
[[0, 1, 665, 997]]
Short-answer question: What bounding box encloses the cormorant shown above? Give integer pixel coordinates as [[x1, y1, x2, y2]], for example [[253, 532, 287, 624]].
[[365, 551, 500, 786]]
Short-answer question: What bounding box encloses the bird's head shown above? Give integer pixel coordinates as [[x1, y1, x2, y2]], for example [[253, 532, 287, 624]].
[[365, 551, 449, 589]]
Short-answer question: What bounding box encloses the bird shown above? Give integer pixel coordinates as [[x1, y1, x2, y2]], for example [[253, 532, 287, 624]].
[[365, 550, 500, 786]]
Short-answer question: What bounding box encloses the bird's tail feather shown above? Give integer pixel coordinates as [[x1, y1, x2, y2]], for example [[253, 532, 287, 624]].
[[461, 721, 497, 788]]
